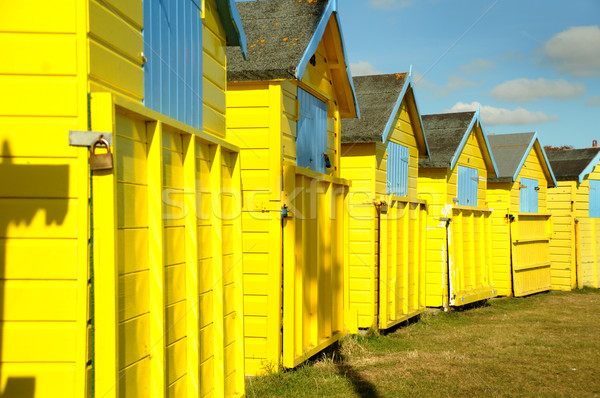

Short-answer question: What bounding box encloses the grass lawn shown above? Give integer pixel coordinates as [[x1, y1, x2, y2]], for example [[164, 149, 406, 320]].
[[245, 289, 600, 397]]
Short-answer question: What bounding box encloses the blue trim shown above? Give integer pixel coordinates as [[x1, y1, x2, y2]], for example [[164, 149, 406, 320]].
[[216, 0, 247, 58], [449, 109, 499, 178], [449, 112, 477, 171], [381, 76, 410, 144], [296, 0, 336, 80], [510, 133, 557, 186], [578, 151, 600, 183], [511, 134, 537, 182], [381, 71, 430, 158], [295, 0, 360, 118], [333, 7, 360, 119], [539, 142, 558, 187], [407, 70, 431, 158], [481, 126, 499, 178]]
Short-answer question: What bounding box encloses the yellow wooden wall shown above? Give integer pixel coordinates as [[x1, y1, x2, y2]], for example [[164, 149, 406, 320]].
[[202, 0, 228, 139], [418, 168, 448, 307], [0, 1, 90, 396], [550, 163, 600, 289], [341, 143, 378, 329], [489, 147, 550, 296], [227, 82, 282, 376], [1, 0, 243, 396], [577, 164, 600, 288], [227, 18, 347, 375], [418, 125, 492, 307], [92, 93, 246, 398], [548, 181, 576, 290], [87, 0, 144, 101], [341, 96, 423, 329], [487, 184, 512, 296]]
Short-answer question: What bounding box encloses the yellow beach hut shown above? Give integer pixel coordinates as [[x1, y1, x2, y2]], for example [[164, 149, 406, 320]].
[[487, 133, 556, 297], [226, 0, 359, 374], [340, 72, 429, 331], [0, 1, 247, 397], [547, 148, 600, 289], [418, 110, 498, 308]]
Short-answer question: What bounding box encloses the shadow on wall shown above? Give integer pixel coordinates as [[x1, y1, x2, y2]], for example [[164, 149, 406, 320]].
[[0, 141, 70, 397]]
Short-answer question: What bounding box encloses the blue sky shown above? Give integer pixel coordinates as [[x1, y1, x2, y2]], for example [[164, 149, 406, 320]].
[[335, 0, 600, 148]]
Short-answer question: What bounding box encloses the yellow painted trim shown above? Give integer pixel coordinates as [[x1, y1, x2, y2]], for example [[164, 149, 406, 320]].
[[147, 120, 166, 398], [288, 330, 347, 368], [183, 136, 200, 398], [454, 287, 496, 306], [77, 0, 91, 395], [269, 83, 282, 202], [210, 145, 225, 398], [112, 95, 240, 152], [91, 92, 119, 398], [286, 163, 351, 186], [230, 152, 246, 395], [381, 308, 426, 330]]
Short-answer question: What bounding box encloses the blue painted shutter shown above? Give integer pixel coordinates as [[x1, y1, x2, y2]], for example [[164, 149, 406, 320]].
[[387, 143, 409, 196], [297, 88, 327, 173], [143, 0, 202, 129], [519, 178, 539, 213], [457, 166, 478, 206], [590, 180, 600, 217]]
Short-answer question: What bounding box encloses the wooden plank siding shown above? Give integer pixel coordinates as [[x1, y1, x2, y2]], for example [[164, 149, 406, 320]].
[[341, 94, 425, 330], [0, 0, 246, 396], [418, 124, 495, 308], [227, 13, 350, 375], [489, 146, 552, 297], [549, 162, 600, 290], [0, 1, 90, 396]]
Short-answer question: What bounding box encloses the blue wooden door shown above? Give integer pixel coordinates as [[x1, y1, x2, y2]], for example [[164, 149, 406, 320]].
[[519, 178, 538, 213], [590, 180, 600, 217], [144, 0, 203, 129], [297, 88, 327, 173], [387, 143, 409, 196], [457, 166, 478, 206]]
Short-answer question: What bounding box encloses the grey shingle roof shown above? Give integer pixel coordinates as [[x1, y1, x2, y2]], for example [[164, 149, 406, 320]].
[[419, 111, 475, 168], [227, 0, 327, 82], [487, 132, 536, 181], [547, 148, 600, 181], [341, 74, 407, 143]]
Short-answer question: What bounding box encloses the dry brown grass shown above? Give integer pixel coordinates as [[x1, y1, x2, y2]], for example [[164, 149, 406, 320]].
[[246, 289, 600, 397]]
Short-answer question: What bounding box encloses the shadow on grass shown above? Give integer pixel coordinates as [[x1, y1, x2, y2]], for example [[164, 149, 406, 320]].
[[334, 351, 382, 398]]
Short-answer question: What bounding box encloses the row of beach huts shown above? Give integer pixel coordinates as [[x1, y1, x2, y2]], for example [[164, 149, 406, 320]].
[[1, 0, 599, 397]]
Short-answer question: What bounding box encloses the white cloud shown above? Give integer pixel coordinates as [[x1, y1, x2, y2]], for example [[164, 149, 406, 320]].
[[367, 0, 412, 9], [459, 58, 495, 74], [349, 61, 382, 76], [413, 72, 479, 97], [542, 25, 600, 77], [586, 96, 600, 107], [490, 78, 586, 102], [445, 102, 559, 126]]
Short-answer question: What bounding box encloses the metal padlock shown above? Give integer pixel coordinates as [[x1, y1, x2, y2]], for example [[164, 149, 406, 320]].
[[90, 138, 113, 171]]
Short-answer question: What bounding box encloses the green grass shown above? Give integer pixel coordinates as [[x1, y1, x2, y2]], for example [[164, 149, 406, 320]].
[[245, 289, 600, 397]]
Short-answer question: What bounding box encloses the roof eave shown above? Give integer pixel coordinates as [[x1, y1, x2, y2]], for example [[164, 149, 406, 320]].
[[535, 135, 558, 187], [449, 109, 498, 177], [381, 74, 410, 144], [294, 0, 360, 118], [578, 151, 600, 183], [510, 133, 538, 182], [216, 0, 247, 59], [408, 69, 431, 159], [381, 69, 430, 159]]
